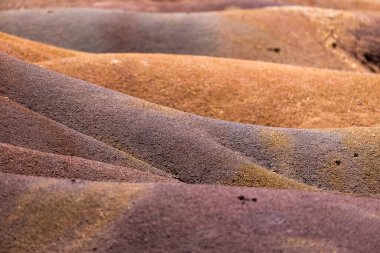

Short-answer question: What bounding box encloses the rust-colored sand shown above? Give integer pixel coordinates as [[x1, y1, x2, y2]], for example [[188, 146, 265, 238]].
[[0, 31, 81, 63], [40, 53, 380, 128]]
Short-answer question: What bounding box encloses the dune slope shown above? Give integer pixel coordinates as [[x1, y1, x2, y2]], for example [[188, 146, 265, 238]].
[[0, 95, 167, 176], [1, 53, 380, 195], [1, 173, 380, 252], [0, 7, 379, 71], [39, 53, 380, 128], [0, 31, 81, 63], [0, 142, 177, 183], [1, 2, 380, 252], [1, 31, 379, 129]]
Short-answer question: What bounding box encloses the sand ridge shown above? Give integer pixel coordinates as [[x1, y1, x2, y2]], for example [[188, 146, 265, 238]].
[[0, 7, 379, 71], [1, 173, 380, 252], [1, 31, 379, 129], [38, 53, 380, 128], [1, 2, 380, 252], [2, 53, 380, 196], [0, 31, 81, 63]]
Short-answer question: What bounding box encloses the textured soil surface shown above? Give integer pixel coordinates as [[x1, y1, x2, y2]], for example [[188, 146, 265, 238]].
[[39, 53, 380, 128], [1, 173, 380, 253], [1, 1, 380, 252], [1, 7, 380, 71], [0, 32, 81, 63], [3, 53, 380, 196]]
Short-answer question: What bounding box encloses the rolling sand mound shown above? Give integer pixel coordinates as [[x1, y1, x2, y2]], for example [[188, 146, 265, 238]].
[[1, 3, 380, 251], [1, 173, 380, 252], [0, 31, 81, 63], [1, 7, 379, 71], [2, 53, 380, 196], [0, 143, 177, 183], [1, 32, 379, 128], [40, 53, 380, 128], [0, 95, 167, 176]]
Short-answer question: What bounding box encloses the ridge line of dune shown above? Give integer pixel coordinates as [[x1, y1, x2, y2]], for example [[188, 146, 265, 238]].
[[0, 94, 170, 177], [0, 142, 179, 183]]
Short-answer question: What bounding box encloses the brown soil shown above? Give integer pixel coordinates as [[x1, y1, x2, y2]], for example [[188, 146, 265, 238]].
[[39, 53, 380, 128], [0, 95, 167, 177], [1, 3, 380, 252], [0, 142, 178, 183], [0, 31, 81, 63], [1, 7, 379, 71], [2, 30, 379, 129], [1, 173, 380, 252], [2, 53, 380, 196]]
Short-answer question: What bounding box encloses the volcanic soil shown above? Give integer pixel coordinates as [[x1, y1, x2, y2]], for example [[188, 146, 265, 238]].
[[1, 7, 380, 71], [38, 53, 380, 128], [1, 2, 380, 252], [1, 173, 380, 252], [2, 53, 380, 196]]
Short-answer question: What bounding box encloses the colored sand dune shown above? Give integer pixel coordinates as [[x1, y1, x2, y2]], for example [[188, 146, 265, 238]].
[[1, 1, 380, 252]]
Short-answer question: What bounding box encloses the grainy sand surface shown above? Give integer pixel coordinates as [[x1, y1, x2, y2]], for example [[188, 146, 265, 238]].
[[1, 1, 380, 252]]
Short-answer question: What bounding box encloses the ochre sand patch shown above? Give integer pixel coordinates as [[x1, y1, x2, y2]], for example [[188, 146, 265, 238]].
[[0, 31, 81, 63]]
